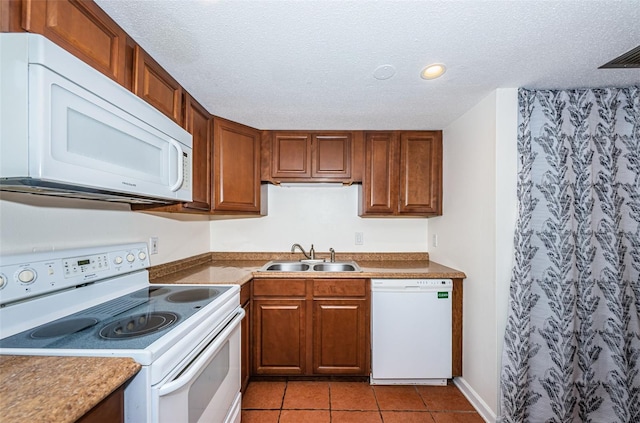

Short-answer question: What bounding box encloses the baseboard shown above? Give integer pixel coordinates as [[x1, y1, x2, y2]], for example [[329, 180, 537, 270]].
[[453, 377, 497, 423]]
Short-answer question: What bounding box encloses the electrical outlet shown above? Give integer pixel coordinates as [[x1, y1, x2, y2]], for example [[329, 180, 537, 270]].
[[432, 234, 438, 247], [149, 237, 159, 255], [355, 232, 364, 245]]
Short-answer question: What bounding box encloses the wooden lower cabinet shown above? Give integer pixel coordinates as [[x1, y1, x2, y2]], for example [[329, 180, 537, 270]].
[[313, 299, 368, 374], [76, 384, 124, 423], [240, 283, 251, 392], [253, 299, 307, 375], [252, 278, 369, 377]]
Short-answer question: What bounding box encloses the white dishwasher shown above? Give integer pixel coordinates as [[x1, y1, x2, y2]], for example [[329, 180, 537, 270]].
[[371, 278, 453, 385]]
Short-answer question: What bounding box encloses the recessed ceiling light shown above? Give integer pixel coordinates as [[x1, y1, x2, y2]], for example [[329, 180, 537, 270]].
[[421, 63, 446, 80]]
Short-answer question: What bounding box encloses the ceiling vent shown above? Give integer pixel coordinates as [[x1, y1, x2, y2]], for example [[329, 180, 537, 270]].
[[599, 45, 640, 68]]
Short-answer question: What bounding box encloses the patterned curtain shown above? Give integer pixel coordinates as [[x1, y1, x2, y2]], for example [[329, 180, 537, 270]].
[[500, 87, 640, 423]]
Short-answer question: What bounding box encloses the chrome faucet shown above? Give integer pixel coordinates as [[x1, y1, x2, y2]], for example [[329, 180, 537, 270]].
[[329, 248, 335, 263], [291, 243, 315, 260]]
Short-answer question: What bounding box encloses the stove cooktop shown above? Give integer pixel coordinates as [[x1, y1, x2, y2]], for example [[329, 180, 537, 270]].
[[0, 285, 231, 350]]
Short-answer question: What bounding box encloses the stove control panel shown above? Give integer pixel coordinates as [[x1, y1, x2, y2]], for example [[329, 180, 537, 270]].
[[63, 253, 110, 278], [0, 242, 150, 306]]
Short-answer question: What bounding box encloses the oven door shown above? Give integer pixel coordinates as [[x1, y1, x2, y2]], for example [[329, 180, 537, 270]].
[[153, 309, 244, 423]]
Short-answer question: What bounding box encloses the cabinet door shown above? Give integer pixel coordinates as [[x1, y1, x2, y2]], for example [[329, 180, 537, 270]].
[[19, 0, 127, 84], [133, 45, 183, 124], [311, 133, 352, 179], [253, 299, 306, 375], [182, 95, 212, 211], [271, 132, 311, 178], [360, 132, 398, 215], [399, 131, 443, 215], [212, 119, 262, 213], [313, 299, 368, 375]]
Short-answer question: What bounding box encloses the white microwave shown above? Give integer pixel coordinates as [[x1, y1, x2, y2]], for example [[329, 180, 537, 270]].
[[0, 33, 192, 204]]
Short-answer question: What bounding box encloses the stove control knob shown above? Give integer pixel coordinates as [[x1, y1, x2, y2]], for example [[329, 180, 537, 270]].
[[0, 274, 6, 290], [126, 253, 135, 263], [17, 268, 36, 284], [114, 256, 123, 265], [138, 251, 147, 261]]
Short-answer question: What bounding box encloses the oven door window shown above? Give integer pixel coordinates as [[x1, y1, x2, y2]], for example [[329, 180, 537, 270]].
[[154, 314, 241, 423]]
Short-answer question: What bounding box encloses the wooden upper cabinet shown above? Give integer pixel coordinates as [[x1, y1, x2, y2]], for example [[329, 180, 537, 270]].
[[271, 132, 312, 178], [16, 0, 128, 84], [212, 119, 263, 214], [266, 131, 355, 182], [311, 134, 351, 179], [360, 131, 442, 217], [399, 131, 442, 215], [133, 45, 183, 124], [182, 95, 212, 211], [360, 132, 398, 215]]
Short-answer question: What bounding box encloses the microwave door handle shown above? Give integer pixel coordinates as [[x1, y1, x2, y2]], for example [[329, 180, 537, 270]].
[[157, 310, 244, 397], [168, 139, 184, 192]]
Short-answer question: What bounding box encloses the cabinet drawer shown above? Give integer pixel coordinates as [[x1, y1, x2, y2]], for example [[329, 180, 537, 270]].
[[253, 279, 306, 297], [313, 279, 367, 297]]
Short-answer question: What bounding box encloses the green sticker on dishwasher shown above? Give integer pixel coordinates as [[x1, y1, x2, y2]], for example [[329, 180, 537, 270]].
[[437, 292, 449, 299]]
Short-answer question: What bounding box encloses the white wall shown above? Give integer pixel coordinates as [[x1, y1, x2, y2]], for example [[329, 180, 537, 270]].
[[210, 184, 428, 252], [0, 193, 211, 265], [429, 88, 518, 422]]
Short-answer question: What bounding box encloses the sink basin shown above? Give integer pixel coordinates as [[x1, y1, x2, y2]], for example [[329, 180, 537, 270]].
[[259, 260, 361, 272], [264, 262, 310, 272], [312, 263, 358, 272]]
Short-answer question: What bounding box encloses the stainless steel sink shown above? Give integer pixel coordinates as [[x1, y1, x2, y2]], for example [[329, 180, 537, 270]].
[[312, 263, 359, 272], [263, 262, 310, 272], [259, 260, 361, 272]]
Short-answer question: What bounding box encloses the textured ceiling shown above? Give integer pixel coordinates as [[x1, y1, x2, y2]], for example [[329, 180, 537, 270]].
[[94, 0, 640, 130]]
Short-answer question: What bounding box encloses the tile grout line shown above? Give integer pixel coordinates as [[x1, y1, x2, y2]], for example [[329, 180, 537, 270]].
[[277, 381, 287, 422], [328, 382, 332, 422], [371, 384, 385, 422], [414, 384, 438, 422]]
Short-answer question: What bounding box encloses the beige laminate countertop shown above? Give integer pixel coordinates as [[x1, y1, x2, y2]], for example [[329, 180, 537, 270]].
[[0, 355, 140, 423], [150, 258, 466, 285]]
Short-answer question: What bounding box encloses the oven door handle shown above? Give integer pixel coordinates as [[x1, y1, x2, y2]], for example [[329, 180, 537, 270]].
[[157, 309, 244, 397]]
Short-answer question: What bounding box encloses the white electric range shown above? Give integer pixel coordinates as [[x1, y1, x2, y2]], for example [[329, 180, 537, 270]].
[[0, 242, 243, 423]]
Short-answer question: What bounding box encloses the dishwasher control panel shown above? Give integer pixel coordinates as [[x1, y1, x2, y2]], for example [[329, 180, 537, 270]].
[[371, 278, 452, 290]]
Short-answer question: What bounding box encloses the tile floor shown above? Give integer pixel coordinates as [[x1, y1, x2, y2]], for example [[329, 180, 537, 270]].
[[241, 380, 485, 422]]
